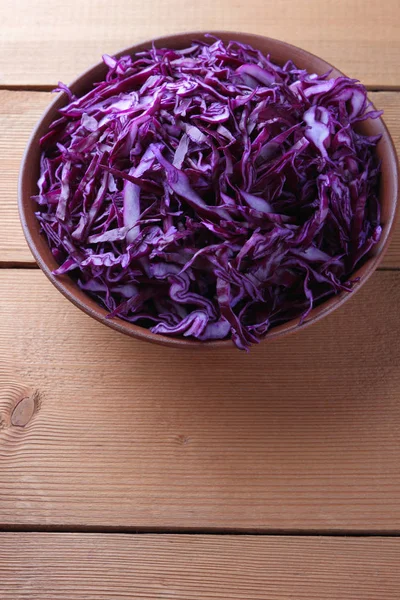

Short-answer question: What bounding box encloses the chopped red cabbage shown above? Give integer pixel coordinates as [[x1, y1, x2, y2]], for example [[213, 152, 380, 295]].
[[34, 37, 382, 349]]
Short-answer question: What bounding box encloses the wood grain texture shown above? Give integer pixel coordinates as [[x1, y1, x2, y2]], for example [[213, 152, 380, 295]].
[[1, 268, 400, 531], [0, 90, 51, 263], [1, 90, 399, 266], [1, 534, 400, 600], [0, 0, 399, 87]]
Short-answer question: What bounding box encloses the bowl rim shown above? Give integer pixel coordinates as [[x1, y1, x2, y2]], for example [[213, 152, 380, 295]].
[[18, 30, 399, 349]]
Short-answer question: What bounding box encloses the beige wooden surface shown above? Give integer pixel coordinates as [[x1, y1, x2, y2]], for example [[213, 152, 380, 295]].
[[1, 90, 399, 267], [1, 1, 400, 597], [1, 268, 400, 531], [0, 0, 399, 88], [1, 534, 400, 599]]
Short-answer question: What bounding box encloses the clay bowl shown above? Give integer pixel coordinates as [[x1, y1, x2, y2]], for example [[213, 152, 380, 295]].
[[19, 31, 399, 349]]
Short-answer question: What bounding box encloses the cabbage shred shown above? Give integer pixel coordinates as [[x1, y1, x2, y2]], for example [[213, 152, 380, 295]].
[[34, 38, 382, 349]]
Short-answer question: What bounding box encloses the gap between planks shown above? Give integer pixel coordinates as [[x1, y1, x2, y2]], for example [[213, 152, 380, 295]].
[[1, 525, 400, 537]]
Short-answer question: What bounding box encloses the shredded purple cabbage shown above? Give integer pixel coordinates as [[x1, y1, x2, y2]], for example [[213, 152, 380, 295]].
[[34, 37, 382, 349]]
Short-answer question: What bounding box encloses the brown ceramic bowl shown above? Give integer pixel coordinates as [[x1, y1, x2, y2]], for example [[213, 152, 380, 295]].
[[19, 31, 399, 349]]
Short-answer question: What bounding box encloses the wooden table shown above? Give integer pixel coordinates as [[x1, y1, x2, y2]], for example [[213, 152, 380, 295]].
[[1, 1, 400, 597]]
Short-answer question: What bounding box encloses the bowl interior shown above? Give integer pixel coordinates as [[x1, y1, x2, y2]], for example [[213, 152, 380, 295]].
[[18, 31, 399, 348]]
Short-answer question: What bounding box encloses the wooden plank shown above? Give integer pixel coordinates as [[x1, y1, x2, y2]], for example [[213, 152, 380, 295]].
[[0, 90, 51, 264], [0, 0, 399, 87], [0, 534, 400, 600], [375, 92, 400, 268], [1, 90, 400, 267], [1, 268, 400, 531]]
